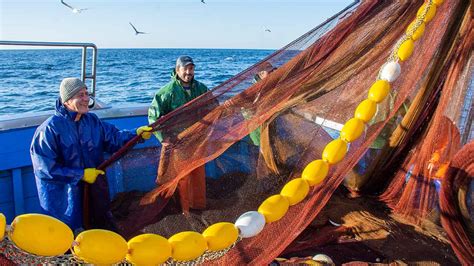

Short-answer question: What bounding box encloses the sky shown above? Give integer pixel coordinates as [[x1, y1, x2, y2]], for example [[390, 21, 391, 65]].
[[0, 0, 354, 49]]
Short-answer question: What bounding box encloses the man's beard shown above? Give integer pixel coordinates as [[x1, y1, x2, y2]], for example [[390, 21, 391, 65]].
[[180, 75, 194, 84]]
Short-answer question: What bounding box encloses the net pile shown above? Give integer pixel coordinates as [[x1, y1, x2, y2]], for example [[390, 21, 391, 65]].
[[92, 0, 473, 264]]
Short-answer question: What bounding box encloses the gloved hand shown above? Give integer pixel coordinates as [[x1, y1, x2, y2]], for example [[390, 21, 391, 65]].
[[136, 126, 153, 140], [83, 168, 105, 184]]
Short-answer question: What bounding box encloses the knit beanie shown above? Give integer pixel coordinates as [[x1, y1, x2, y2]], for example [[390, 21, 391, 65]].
[[60, 78, 87, 103]]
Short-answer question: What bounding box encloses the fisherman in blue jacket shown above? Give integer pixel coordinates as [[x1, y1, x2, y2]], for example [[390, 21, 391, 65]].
[[30, 77, 152, 231]]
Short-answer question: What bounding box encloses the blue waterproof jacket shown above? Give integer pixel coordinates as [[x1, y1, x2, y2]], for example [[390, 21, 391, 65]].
[[30, 98, 135, 230]]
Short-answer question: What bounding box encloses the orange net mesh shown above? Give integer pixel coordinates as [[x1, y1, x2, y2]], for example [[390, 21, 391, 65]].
[[96, 0, 473, 264]]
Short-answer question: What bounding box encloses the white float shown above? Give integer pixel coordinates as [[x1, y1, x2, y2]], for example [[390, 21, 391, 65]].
[[380, 61, 401, 82], [234, 211, 265, 238]]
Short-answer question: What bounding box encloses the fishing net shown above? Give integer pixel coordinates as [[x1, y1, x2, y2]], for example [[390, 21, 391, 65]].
[[87, 0, 473, 264]]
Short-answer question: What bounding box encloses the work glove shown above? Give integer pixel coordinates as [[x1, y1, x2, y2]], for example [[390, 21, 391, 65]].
[[83, 168, 105, 184], [136, 126, 153, 140]]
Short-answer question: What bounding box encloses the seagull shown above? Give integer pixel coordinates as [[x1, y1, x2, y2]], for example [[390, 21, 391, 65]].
[[61, 0, 87, 14], [265, 28, 271, 33], [201, 0, 206, 3], [129, 22, 148, 35]]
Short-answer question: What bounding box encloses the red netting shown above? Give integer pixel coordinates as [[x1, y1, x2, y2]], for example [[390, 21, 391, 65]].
[[93, 0, 473, 264], [378, 8, 474, 264]]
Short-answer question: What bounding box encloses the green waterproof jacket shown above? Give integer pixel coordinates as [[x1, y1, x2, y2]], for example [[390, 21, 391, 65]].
[[241, 108, 261, 146], [148, 70, 209, 141]]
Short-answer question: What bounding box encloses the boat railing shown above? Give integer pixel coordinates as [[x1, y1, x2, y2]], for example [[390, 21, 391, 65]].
[[0, 40, 98, 100]]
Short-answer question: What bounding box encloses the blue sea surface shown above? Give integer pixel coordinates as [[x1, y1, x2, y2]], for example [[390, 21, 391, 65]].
[[0, 48, 274, 116]]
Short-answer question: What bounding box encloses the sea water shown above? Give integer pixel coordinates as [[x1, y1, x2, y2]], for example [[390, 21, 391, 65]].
[[0, 48, 273, 116]]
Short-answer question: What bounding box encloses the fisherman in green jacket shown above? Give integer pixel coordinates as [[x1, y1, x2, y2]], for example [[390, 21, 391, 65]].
[[148, 55, 209, 211], [148, 55, 209, 141]]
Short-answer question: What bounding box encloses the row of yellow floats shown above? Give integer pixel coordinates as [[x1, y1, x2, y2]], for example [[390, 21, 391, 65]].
[[0, 1, 443, 264], [0, 212, 238, 264]]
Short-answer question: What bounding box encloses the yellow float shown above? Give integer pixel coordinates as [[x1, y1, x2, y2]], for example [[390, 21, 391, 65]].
[[9, 213, 73, 257], [397, 39, 415, 62], [417, 3, 436, 23], [406, 20, 425, 41], [368, 80, 390, 103], [202, 222, 239, 251], [73, 229, 128, 265], [0, 213, 5, 241], [340, 118, 365, 143], [258, 195, 290, 223], [354, 99, 377, 123], [169, 231, 207, 262], [280, 178, 310, 205], [301, 159, 329, 186], [322, 139, 348, 164], [126, 233, 171, 265]]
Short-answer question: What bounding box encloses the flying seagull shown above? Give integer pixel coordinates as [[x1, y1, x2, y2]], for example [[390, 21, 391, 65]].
[[129, 22, 148, 35], [61, 0, 87, 13], [265, 28, 271, 33], [201, 0, 206, 3]]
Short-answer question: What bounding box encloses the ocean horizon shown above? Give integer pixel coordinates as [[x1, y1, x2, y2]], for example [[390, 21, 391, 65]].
[[0, 48, 275, 116]]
